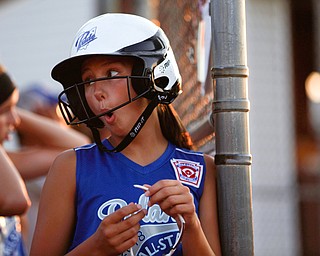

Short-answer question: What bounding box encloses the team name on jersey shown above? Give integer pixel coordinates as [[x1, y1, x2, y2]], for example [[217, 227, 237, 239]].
[[97, 194, 175, 223]]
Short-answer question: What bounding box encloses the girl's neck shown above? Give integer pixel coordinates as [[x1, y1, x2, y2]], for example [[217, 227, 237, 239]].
[[122, 136, 168, 166], [120, 113, 168, 166]]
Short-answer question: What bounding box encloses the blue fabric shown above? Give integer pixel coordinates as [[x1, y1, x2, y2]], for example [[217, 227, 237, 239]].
[[0, 216, 26, 256], [69, 140, 206, 255]]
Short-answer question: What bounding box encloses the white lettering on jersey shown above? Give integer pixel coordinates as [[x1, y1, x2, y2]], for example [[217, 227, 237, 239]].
[[97, 194, 174, 223]]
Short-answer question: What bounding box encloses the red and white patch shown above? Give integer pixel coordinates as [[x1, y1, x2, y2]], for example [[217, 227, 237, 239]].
[[170, 158, 203, 188]]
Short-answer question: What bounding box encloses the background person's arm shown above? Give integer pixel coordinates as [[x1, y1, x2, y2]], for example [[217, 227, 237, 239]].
[[0, 145, 30, 216], [7, 108, 91, 180], [16, 107, 90, 150]]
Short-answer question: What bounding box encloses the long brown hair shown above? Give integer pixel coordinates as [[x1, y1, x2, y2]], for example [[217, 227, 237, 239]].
[[157, 104, 194, 150]]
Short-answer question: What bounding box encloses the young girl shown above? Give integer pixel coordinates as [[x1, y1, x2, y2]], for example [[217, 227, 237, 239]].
[[30, 13, 221, 256]]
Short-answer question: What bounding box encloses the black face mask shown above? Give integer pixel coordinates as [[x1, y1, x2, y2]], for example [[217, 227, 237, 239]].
[[58, 75, 153, 128], [58, 75, 158, 153]]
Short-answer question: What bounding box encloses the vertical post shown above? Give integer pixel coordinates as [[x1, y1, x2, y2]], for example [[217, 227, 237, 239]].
[[210, 0, 254, 255]]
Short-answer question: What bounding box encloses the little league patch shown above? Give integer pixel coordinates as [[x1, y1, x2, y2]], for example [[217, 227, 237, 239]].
[[170, 158, 203, 188]]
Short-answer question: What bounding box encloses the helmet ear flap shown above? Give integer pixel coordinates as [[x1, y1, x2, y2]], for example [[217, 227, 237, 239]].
[[131, 77, 155, 100], [151, 49, 182, 104], [131, 58, 156, 100]]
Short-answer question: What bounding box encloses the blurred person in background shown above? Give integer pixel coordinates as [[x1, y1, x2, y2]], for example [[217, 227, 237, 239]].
[[17, 84, 64, 125], [0, 63, 91, 254], [0, 64, 31, 255]]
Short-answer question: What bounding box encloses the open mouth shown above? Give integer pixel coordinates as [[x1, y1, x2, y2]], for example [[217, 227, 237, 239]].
[[103, 110, 115, 124], [100, 108, 113, 118]]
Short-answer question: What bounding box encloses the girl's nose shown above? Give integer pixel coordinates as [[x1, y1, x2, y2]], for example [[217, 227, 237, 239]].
[[9, 108, 21, 129], [93, 81, 107, 100]]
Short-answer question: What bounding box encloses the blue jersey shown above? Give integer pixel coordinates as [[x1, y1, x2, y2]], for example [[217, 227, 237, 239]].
[[69, 140, 206, 256]]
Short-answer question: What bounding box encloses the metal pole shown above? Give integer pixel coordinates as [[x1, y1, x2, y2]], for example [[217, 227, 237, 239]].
[[210, 0, 254, 255]]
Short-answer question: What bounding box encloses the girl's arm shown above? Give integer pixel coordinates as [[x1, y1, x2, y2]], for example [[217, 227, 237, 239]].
[[178, 154, 221, 255], [0, 145, 30, 216], [30, 149, 78, 255], [145, 154, 221, 256], [198, 154, 222, 255]]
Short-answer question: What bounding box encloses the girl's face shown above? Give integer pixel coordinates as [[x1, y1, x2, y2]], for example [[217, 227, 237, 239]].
[[82, 56, 148, 139], [0, 89, 20, 144]]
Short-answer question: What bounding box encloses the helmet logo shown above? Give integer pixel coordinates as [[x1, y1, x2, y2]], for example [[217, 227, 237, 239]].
[[157, 94, 168, 101], [75, 27, 97, 52], [159, 59, 171, 74], [130, 132, 136, 138], [129, 116, 145, 138]]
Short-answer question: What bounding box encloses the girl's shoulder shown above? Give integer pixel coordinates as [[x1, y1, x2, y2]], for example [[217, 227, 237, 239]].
[[173, 145, 205, 159], [173, 145, 215, 170], [49, 148, 77, 178], [55, 148, 76, 161]]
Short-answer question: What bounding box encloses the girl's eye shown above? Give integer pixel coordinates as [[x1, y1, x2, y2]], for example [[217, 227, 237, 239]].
[[108, 70, 119, 77]]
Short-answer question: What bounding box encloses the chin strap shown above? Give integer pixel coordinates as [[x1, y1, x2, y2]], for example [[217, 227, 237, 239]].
[[89, 96, 160, 153]]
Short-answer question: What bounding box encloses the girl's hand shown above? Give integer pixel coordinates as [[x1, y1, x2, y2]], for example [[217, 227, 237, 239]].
[[145, 180, 197, 227], [91, 203, 147, 255]]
